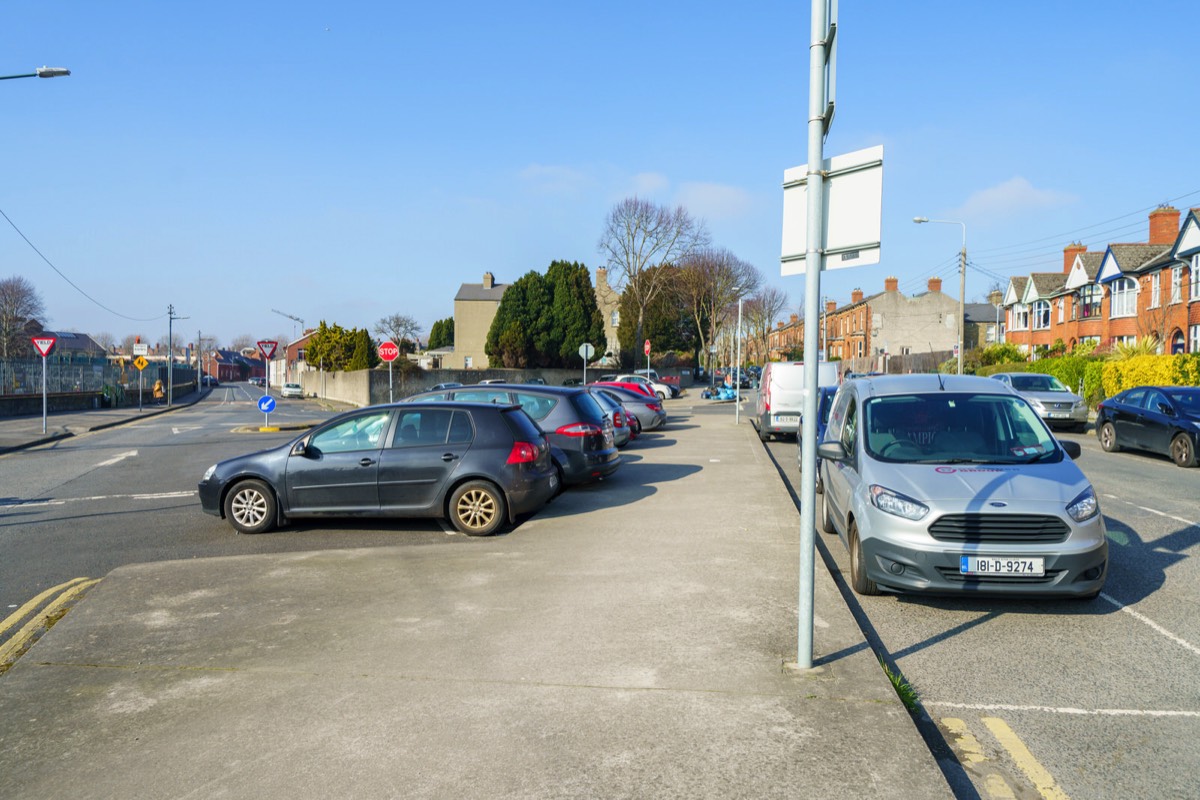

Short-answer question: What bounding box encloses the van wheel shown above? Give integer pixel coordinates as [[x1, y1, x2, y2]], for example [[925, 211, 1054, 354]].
[[848, 523, 879, 596], [758, 428, 770, 442], [820, 491, 836, 534]]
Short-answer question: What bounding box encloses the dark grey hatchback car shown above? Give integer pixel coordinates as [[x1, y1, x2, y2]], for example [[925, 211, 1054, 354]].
[[403, 384, 620, 486], [198, 402, 557, 536]]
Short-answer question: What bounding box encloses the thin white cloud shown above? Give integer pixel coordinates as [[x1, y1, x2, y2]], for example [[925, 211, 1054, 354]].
[[518, 163, 590, 195], [675, 181, 752, 221], [950, 177, 1077, 220], [629, 172, 670, 196]]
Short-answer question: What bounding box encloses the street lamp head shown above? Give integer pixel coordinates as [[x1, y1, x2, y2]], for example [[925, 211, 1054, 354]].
[[913, 217, 929, 224], [35, 66, 71, 78]]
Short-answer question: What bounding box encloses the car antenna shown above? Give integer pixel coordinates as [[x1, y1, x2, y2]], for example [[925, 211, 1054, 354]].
[[929, 342, 946, 391]]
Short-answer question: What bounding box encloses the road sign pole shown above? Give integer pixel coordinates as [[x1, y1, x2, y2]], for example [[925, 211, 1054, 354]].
[[41, 353, 47, 434], [139, 371, 143, 412], [389, 361, 394, 404]]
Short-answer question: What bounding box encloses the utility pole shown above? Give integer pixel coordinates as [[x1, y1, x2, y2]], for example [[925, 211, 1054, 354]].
[[166, 305, 189, 407]]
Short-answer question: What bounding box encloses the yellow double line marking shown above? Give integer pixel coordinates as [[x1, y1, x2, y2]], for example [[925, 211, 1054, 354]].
[[0, 577, 101, 671], [942, 716, 1070, 800]]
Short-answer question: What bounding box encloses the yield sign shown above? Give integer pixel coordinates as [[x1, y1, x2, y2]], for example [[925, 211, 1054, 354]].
[[257, 340, 278, 359], [31, 335, 57, 357]]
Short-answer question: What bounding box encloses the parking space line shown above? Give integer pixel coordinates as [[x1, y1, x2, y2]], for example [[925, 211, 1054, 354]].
[[982, 716, 1070, 800], [1098, 593, 1200, 658], [929, 700, 1200, 719], [1100, 493, 1200, 530]]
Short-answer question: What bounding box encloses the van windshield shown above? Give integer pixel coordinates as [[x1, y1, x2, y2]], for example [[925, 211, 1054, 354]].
[[863, 393, 1059, 464]]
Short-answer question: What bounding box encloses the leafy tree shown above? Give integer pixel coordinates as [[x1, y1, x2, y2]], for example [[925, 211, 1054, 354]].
[[486, 271, 545, 367], [0, 275, 45, 360], [546, 260, 605, 365], [597, 198, 710, 348], [347, 328, 378, 371], [305, 321, 358, 371], [428, 317, 454, 350]]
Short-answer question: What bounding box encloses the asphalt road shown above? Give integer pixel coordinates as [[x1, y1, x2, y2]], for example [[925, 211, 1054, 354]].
[[766, 422, 1200, 800]]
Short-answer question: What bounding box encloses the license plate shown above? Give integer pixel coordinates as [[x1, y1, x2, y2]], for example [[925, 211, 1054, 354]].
[[1047, 412, 1068, 419], [775, 415, 798, 424], [960, 556, 1045, 576]]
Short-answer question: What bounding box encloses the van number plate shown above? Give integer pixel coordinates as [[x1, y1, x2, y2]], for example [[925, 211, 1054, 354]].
[[775, 415, 798, 424], [960, 556, 1045, 576]]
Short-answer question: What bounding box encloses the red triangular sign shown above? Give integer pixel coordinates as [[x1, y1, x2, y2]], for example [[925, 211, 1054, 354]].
[[257, 340, 278, 359], [31, 335, 57, 357]]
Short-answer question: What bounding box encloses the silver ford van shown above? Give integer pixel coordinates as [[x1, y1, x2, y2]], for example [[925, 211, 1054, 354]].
[[817, 374, 1107, 598]]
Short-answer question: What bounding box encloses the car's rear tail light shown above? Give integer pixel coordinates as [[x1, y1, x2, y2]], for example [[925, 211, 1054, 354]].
[[612, 411, 624, 427], [645, 402, 662, 412], [506, 441, 539, 464], [555, 422, 603, 437]]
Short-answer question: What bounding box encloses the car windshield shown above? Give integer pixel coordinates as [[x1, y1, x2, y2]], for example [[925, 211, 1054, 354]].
[[863, 393, 1058, 464], [1010, 374, 1068, 393]]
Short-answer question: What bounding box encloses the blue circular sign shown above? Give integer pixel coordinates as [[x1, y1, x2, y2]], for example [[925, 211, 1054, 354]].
[[257, 395, 277, 413]]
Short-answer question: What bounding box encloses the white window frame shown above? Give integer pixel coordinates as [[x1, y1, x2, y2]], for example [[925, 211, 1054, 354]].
[[1149, 273, 1161, 308], [1012, 303, 1030, 330], [1078, 284, 1103, 319], [1110, 278, 1138, 318], [1191, 324, 1200, 354], [1171, 265, 1182, 304], [610, 310, 619, 328], [1057, 297, 1065, 324], [1191, 255, 1200, 302], [1032, 300, 1051, 330]]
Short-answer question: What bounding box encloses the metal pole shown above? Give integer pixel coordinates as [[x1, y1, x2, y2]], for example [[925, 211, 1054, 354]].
[[41, 353, 47, 434], [167, 305, 173, 407], [388, 361, 394, 403], [735, 297, 743, 424], [958, 235, 966, 375], [796, 0, 829, 670]]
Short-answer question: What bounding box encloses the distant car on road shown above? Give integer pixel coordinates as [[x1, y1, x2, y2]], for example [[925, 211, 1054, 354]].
[[991, 372, 1088, 432], [1095, 385, 1200, 467], [202, 375, 219, 387], [249, 377, 266, 387], [281, 383, 304, 398], [198, 402, 558, 536]]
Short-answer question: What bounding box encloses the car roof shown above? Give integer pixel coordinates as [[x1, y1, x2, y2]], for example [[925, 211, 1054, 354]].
[[852, 373, 1016, 398]]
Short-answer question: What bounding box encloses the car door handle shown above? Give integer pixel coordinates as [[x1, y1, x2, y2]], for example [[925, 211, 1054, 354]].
[[442, 453, 459, 462], [359, 458, 376, 467]]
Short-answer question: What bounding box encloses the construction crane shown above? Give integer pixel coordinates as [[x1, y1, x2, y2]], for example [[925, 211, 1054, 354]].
[[271, 309, 304, 341]]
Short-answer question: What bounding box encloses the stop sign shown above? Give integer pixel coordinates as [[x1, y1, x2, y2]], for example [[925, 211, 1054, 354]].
[[378, 341, 400, 362], [643, 339, 651, 356]]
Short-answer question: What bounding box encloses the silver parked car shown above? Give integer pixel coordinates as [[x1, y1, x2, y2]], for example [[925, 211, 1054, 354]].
[[818, 374, 1107, 598], [990, 372, 1088, 432]]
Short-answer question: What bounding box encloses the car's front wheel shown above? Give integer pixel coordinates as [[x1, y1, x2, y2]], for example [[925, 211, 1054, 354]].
[[1099, 422, 1121, 453], [449, 481, 507, 536], [1171, 433, 1197, 468], [224, 479, 277, 534], [848, 523, 879, 596]]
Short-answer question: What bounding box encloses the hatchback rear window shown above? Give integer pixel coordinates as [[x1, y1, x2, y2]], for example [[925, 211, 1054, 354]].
[[571, 392, 607, 422], [513, 392, 558, 421], [501, 408, 544, 442]]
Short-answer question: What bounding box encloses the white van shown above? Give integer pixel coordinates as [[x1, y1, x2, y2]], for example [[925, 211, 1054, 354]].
[[755, 361, 838, 441]]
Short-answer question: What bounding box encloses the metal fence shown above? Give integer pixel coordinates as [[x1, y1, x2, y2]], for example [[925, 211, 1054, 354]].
[[1, 357, 136, 396]]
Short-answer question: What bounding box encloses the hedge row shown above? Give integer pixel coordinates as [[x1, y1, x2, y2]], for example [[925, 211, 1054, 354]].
[[979, 354, 1200, 407]]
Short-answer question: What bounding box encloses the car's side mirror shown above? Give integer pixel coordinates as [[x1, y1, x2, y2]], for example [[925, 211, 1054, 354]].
[[818, 441, 849, 462], [1159, 403, 1175, 416], [1059, 440, 1082, 459], [291, 440, 308, 457]]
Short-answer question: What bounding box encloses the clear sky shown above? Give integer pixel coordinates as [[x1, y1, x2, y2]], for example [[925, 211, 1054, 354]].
[[4, 1, 1198, 348]]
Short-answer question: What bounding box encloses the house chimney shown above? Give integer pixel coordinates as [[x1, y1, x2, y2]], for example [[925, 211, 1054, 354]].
[[1063, 242, 1087, 273], [596, 267, 607, 288], [482, 271, 495, 290], [884, 276, 899, 292], [790, 314, 799, 323], [777, 321, 785, 329], [851, 288, 864, 304], [928, 277, 943, 293], [1149, 205, 1180, 245], [825, 300, 837, 313]]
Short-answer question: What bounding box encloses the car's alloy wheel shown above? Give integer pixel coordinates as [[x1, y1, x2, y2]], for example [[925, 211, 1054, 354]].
[[1099, 422, 1121, 453], [1171, 433, 1197, 468], [224, 479, 276, 534], [449, 480, 507, 536], [848, 523, 879, 596]]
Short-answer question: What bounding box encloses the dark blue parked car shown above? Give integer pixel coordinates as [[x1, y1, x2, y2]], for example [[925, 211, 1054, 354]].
[[796, 385, 840, 492], [1095, 385, 1200, 467]]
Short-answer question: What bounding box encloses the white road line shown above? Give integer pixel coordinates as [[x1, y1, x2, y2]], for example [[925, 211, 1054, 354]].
[[927, 701, 1200, 719], [0, 490, 196, 511], [96, 449, 138, 467], [1099, 592, 1200, 658], [1101, 493, 1200, 530]]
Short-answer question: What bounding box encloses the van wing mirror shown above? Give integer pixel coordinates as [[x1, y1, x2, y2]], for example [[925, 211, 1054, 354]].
[[817, 441, 849, 462]]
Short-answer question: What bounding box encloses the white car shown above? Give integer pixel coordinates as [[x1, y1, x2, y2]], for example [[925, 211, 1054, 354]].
[[614, 374, 672, 401], [281, 383, 304, 398]]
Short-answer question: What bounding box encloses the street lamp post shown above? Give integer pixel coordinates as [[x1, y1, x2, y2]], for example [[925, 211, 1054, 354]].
[[734, 292, 744, 424], [1, 66, 71, 81], [913, 217, 967, 375]]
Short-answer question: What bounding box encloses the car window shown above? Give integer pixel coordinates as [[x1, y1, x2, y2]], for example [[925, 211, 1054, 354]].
[[840, 397, 858, 452], [501, 408, 542, 442], [392, 408, 456, 448], [572, 392, 606, 422], [310, 410, 392, 454], [513, 392, 557, 421], [410, 392, 447, 402], [453, 389, 511, 404], [1144, 390, 1169, 413], [1166, 389, 1200, 410], [1122, 388, 1147, 409], [865, 394, 1057, 463]]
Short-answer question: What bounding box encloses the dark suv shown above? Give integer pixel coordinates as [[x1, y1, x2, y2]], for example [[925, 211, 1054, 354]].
[[403, 384, 620, 486], [199, 402, 558, 536]]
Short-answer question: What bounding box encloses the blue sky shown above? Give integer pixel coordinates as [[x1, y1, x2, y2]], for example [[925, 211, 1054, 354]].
[[4, 1, 1198, 347]]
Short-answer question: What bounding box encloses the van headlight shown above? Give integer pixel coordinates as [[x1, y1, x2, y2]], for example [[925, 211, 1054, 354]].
[[202, 464, 217, 482], [869, 485, 929, 521], [1067, 487, 1100, 522]]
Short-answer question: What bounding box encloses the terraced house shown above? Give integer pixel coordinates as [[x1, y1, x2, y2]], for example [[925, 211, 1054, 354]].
[[1004, 206, 1200, 355]]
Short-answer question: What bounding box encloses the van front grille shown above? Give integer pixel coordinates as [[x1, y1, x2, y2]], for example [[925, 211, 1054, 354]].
[[927, 514, 1070, 544]]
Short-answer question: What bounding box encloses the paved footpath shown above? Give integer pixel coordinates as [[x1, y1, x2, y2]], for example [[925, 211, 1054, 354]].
[[0, 400, 953, 799]]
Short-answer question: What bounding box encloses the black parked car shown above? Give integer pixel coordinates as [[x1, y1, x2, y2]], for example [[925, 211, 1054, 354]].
[[198, 402, 558, 536], [403, 384, 620, 486], [1095, 385, 1200, 467]]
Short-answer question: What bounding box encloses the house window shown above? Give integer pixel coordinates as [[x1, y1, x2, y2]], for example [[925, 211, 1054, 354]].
[[1078, 284, 1102, 318], [1012, 303, 1030, 330], [1171, 265, 1182, 304], [610, 310, 619, 328], [1032, 300, 1051, 330], [1191, 255, 1200, 302], [464, 356, 473, 368], [1057, 298, 1065, 324], [1149, 274, 1160, 308], [1114, 334, 1137, 347], [1191, 324, 1200, 354], [1110, 278, 1138, 317]]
